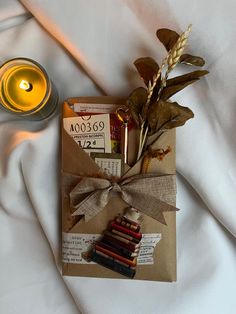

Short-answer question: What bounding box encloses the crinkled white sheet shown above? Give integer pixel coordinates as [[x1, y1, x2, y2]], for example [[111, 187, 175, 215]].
[[0, 1, 236, 313]]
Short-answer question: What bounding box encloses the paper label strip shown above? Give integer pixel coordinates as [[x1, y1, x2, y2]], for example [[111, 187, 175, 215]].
[[62, 233, 161, 265]]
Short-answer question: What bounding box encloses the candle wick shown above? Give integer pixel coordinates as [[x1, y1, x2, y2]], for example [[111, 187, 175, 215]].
[[19, 80, 33, 92]]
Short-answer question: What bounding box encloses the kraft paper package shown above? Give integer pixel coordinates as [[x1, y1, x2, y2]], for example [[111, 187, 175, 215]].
[[61, 96, 177, 282]]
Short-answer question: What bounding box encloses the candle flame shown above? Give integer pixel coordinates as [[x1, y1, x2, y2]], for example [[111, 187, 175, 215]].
[[19, 80, 32, 91]]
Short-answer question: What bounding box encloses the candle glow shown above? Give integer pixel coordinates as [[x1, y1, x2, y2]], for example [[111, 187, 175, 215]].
[[0, 58, 58, 120]]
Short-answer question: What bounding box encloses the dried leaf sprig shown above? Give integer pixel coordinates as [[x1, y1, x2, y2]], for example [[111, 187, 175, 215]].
[[126, 25, 209, 162], [137, 25, 192, 160]]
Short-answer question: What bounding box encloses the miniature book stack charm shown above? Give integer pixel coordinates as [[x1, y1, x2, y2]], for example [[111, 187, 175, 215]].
[[90, 207, 142, 278]]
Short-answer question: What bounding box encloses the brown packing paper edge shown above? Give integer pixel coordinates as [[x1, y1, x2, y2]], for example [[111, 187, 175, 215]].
[[61, 97, 176, 282]]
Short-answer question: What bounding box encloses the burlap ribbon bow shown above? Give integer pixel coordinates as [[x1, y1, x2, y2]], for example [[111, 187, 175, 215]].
[[70, 173, 178, 225]]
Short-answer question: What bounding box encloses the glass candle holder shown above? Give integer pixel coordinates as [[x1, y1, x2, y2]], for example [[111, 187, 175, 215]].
[[0, 57, 58, 120]]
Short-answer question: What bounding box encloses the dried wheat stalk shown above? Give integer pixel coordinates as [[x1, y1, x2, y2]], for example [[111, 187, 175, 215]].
[[156, 24, 192, 100], [145, 58, 167, 109], [165, 24, 192, 79], [137, 58, 168, 160]]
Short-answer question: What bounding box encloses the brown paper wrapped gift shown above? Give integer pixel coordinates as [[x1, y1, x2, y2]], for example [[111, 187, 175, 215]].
[[61, 96, 177, 282]]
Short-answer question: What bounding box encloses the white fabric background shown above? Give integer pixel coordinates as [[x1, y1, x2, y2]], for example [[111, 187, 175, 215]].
[[0, 1, 236, 313]]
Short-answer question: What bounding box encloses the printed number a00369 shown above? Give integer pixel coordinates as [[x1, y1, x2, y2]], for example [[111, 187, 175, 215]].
[[69, 121, 105, 133]]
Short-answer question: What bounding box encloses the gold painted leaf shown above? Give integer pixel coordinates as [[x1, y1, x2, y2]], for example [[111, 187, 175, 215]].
[[148, 100, 194, 134], [161, 70, 209, 100], [126, 87, 148, 125], [180, 54, 205, 66], [156, 28, 180, 51], [134, 57, 160, 86]]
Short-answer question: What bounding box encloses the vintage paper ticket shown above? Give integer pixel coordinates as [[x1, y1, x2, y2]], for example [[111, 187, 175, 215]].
[[63, 114, 111, 154]]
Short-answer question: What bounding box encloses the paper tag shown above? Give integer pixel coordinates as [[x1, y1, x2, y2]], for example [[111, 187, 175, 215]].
[[137, 233, 162, 265], [62, 233, 99, 264], [63, 114, 111, 154], [73, 103, 120, 113], [90, 153, 123, 177], [62, 233, 161, 265]]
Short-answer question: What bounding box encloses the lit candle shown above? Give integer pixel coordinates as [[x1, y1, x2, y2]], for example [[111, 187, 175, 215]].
[[0, 58, 58, 119]]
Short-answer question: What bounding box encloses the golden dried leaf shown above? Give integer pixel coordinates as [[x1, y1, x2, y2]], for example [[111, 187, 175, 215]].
[[180, 54, 205, 66], [134, 57, 160, 86], [126, 87, 148, 125], [161, 70, 209, 100], [156, 28, 180, 51], [148, 100, 194, 133]]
